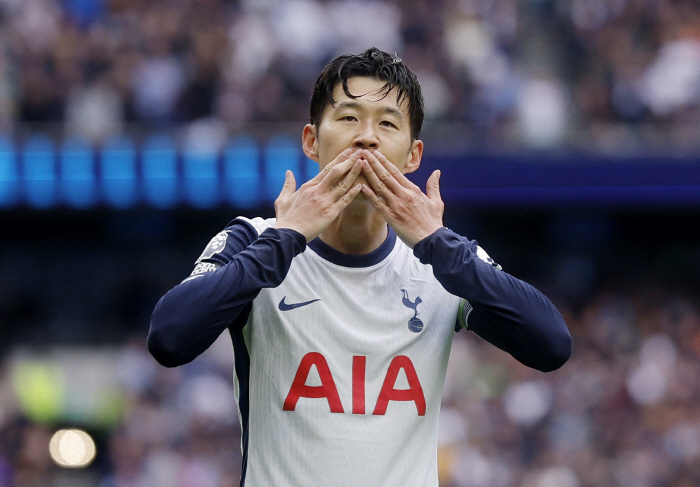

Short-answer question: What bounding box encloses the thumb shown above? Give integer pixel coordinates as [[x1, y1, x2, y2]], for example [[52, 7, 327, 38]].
[[426, 169, 441, 200], [279, 170, 297, 197]]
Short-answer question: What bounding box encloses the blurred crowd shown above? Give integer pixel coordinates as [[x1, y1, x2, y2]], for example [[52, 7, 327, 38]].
[[2, 283, 700, 487], [2, 0, 700, 485], [438, 287, 700, 487], [0, 0, 699, 149], [0, 208, 699, 487]]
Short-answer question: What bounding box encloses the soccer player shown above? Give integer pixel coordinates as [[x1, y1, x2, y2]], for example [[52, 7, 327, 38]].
[[148, 48, 572, 486]]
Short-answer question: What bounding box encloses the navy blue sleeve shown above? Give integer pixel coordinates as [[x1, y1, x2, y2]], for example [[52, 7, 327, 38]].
[[413, 227, 572, 372], [148, 222, 306, 367]]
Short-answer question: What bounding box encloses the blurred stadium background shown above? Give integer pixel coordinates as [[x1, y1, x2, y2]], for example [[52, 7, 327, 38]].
[[1, 0, 700, 486]]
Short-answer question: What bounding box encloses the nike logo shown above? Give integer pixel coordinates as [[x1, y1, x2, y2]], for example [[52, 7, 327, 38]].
[[278, 297, 322, 311]]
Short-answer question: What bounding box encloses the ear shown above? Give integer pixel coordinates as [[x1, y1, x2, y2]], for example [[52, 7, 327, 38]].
[[402, 139, 423, 174], [302, 124, 319, 162]]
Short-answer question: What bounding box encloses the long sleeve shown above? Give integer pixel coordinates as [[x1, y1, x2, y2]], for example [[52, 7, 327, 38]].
[[148, 222, 306, 367], [413, 227, 572, 372]]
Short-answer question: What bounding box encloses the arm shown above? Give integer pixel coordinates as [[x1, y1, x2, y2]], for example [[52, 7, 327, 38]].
[[148, 223, 306, 367], [414, 228, 572, 372], [360, 150, 571, 372], [149, 149, 365, 368]]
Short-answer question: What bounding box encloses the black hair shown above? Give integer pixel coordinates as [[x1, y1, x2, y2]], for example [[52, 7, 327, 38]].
[[309, 47, 424, 141]]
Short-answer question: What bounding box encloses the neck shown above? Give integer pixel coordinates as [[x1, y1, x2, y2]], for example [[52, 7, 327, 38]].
[[318, 197, 388, 255]]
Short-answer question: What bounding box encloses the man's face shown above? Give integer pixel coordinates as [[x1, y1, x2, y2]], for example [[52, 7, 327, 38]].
[[302, 76, 423, 185]]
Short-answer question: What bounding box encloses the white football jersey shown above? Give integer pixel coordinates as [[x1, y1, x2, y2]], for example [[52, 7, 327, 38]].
[[234, 217, 462, 487]]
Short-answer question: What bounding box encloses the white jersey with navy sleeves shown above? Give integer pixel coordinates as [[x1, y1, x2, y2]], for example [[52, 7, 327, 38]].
[[235, 217, 460, 487], [148, 217, 571, 487]]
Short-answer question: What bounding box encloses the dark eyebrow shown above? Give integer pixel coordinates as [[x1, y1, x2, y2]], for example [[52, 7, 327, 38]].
[[334, 101, 405, 119], [334, 101, 362, 111], [378, 106, 405, 119]]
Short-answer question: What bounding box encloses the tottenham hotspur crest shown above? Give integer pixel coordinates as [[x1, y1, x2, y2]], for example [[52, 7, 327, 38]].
[[401, 289, 424, 333]]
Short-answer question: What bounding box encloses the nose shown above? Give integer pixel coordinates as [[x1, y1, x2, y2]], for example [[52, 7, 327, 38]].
[[352, 122, 379, 150]]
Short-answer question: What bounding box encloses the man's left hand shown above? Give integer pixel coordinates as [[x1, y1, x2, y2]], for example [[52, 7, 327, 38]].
[[360, 149, 444, 248]]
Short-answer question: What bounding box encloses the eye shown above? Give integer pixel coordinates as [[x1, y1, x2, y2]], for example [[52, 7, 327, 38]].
[[340, 115, 357, 122], [380, 120, 398, 129]]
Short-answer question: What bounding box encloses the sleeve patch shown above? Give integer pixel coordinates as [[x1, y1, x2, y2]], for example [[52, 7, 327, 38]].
[[191, 261, 221, 276], [476, 245, 502, 271], [195, 231, 230, 264], [182, 261, 221, 283], [458, 298, 474, 330]]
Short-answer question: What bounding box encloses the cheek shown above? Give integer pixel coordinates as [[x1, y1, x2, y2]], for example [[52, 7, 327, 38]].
[[317, 125, 348, 154]]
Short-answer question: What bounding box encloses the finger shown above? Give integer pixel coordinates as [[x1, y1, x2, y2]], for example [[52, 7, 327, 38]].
[[318, 149, 362, 189], [331, 158, 363, 196], [278, 170, 297, 198], [362, 150, 404, 194], [371, 150, 414, 189], [360, 158, 396, 204], [360, 183, 391, 215], [425, 169, 442, 201], [330, 183, 363, 213]]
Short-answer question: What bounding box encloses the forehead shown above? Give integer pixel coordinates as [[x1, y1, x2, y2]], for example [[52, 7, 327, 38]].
[[328, 76, 409, 114]]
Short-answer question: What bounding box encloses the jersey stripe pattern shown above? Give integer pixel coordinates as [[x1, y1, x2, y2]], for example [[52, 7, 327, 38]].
[[159, 216, 572, 485], [232, 217, 461, 487]]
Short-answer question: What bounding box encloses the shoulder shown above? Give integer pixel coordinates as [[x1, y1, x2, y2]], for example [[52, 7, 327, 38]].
[[194, 216, 276, 266], [234, 216, 277, 236]]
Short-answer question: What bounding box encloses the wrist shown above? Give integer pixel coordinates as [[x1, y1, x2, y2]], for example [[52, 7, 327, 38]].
[[274, 221, 313, 243]]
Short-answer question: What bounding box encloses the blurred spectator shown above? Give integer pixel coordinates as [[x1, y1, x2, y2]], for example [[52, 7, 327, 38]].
[[0, 0, 698, 149], [2, 247, 700, 485], [2, 0, 700, 485]]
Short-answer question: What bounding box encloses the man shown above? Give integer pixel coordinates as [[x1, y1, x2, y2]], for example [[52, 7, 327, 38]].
[[148, 48, 571, 486]]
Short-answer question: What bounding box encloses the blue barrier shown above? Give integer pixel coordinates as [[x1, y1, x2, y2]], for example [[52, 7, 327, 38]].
[[1, 133, 698, 210], [225, 135, 259, 209], [305, 156, 318, 181], [183, 146, 218, 209], [264, 135, 300, 202], [23, 134, 57, 208], [101, 136, 137, 208], [61, 137, 95, 208], [142, 134, 178, 208], [0, 136, 17, 207], [418, 154, 700, 207]]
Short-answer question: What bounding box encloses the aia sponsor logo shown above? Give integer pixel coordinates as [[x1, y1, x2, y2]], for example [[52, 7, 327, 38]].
[[283, 353, 426, 416]]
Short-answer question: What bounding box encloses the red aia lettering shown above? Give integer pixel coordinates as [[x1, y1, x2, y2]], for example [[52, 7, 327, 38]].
[[352, 355, 366, 415], [283, 352, 344, 413], [283, 353, 426, 416], [373, 355, 426, 416]]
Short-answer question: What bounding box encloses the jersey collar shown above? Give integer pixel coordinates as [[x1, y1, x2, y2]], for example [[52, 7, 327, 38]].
[[307, 227, 397, 268]]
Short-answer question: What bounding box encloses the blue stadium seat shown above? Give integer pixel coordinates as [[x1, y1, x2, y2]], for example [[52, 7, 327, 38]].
[[101, 136, 137, 208], [224, 135, 259, 209], [23, 134, 57, 208], [183, 144, 219, 209], [60, 137, 95, 209], [143, 134, 178, 209], [264, 134, 300, 203], [0, 135, 18, 207]]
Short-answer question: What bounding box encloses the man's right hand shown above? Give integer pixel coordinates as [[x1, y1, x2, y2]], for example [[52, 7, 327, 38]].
[[273, 148, 363, 241]]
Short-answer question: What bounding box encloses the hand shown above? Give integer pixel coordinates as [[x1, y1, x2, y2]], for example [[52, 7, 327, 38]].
[[274, 148, 364, 241], [360, 149, 444, 247]]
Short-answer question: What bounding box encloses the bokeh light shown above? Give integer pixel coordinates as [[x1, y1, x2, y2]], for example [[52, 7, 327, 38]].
[[49, 429, 96, 468]]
